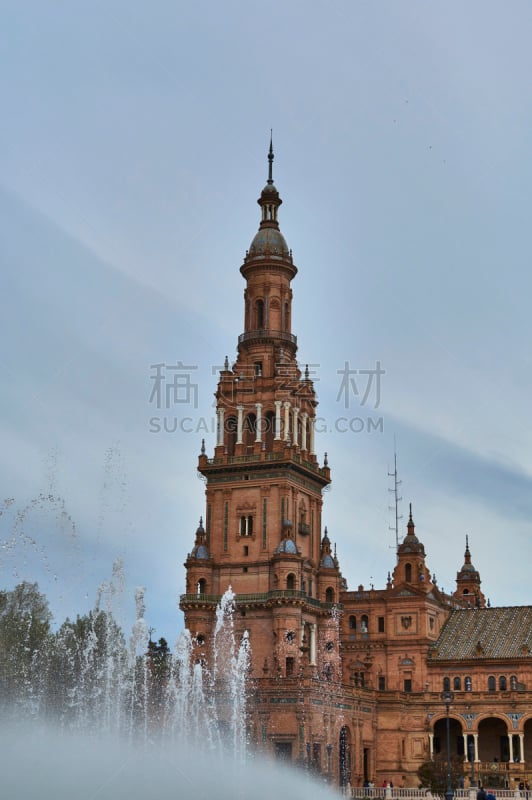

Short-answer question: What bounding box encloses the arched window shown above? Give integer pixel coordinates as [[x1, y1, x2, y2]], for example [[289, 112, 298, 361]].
[[465, 676, 472, 691], [325, 586, 335, 603], [443, 676, 451, 692], [349, 615, 357, 630], [361, 615, 369, 633], [454, 676, 461, 691], [488, 675, 496, 692], [405, 563, 412, 582], [286, 573, 296, 591], [197, 578, 207, 595], [256, 299, 265, 329], [510, 675, 518, 690], [499, 675, 507, 691], [226, 415, 237, 455]]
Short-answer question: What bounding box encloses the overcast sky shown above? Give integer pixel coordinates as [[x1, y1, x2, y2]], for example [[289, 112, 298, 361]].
[[1, 1, 531, 641]]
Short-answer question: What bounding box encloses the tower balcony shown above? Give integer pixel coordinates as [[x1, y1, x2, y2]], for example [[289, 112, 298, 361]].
[[198, 449, 331, 487], [238, 329, 297, 350], [179, 589, 343, 613]]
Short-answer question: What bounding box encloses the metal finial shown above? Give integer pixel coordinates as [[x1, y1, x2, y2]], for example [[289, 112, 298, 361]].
[[324, 451, 328, 467], [409, 502, 413, 521], [201, 438, 205, 455], [267, 130, 274, 184], [224, 355, 229, 370]]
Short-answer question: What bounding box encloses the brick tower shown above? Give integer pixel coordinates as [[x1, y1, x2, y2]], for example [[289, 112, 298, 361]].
[[179, 142, 369, 776], [180, 137, 346, 677]]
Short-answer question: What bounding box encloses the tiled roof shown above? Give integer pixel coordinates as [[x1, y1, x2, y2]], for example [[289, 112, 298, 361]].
[[431, 606, 532, 661]]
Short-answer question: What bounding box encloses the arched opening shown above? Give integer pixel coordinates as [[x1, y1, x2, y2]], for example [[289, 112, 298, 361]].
[[325, 586, 335, 603], [339, 726, 352, 787], [243, 413, 256, 450], [443, 676, 451, 692], [361, 614, 368, 633], [284, 301, 290, 332], [433, 714, 462, 761], [197, 578, 207, 595], [478, 716, 511, 766], [488, 675, 496, 692], [226, 415, 237, 455], [264, 410, 275, 451], [499, 675, 507, 691], [349, 615, 356, 630], [465, 676, 472, 691], [286, 573, 296, 592], [454, 676, 461, 691], [405, 563, 412, 582]]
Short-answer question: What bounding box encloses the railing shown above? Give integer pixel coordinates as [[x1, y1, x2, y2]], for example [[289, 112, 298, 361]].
[[203, 450, 328, 477], [350, 791, 442, 800], [349, 791, 527, 800], [238, 329, 297, 346]]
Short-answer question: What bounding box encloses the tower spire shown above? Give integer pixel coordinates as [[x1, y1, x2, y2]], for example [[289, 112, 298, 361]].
[[267, 130, 274, 185]]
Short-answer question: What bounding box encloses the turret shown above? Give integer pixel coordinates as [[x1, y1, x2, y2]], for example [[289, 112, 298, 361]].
[[453, 535, 485, 607]]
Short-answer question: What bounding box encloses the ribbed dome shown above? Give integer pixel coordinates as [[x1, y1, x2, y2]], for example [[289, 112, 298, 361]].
[[248, 227, 289, 257], [321, 554, 335, 568]]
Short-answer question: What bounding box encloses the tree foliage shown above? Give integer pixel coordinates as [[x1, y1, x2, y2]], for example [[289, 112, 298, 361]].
[[417, 756, 465, 791], [0, 581, 161, 731], [0, 581, 53, 708]]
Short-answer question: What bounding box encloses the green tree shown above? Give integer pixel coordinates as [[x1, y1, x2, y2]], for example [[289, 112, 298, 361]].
[[0, 581, 53, 712], [145, 636, 171, 723]]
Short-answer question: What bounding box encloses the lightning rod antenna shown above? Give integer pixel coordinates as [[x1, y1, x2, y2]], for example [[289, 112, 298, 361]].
[[388, 440, 403, 552]]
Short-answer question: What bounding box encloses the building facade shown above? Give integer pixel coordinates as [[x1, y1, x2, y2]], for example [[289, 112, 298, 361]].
[[180, 144, 532, 790]]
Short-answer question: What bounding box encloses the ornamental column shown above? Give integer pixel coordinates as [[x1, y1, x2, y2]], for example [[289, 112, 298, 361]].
[[217, 407, 225, 446], [284, 401, 291, 441], [236, 405, 244, 444], [255, 402, 262, 443], [274, 400, 282, 440], [310, 623, 317, 666], [301, 412, 308, 451]]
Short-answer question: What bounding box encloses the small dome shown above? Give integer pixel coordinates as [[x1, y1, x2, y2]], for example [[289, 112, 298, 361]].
[[321, 554, 335, 569], [191, 544, 209, 560], [249, 228, 289, 257], [276, 538, 297, 555]]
